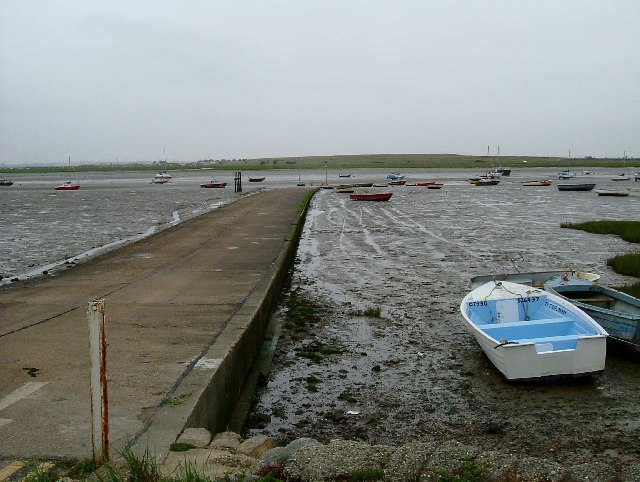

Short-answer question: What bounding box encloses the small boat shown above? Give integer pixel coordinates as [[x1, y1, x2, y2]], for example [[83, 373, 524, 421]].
[[544, 273, 640, 351], [493, 168, 511, 176], [594, 188, 630, 197], [0, 179, 14, 186], [460, 280, 608, 380], [635, 173, 640, 182], [557, 183, 596, 191], [522, 180, 552, 187], [350, 192, 393, 201], [611, 173, 631, 181], [56, 156, 80, 190], [338, 173, 352, 178], [388, 180, 407, 186], [474, 178, 500, 186], [337, 189, 355, 194], [54, 181, 80, 191], [427, 183, 444, 189], [387, 173, 405, 181], [582, 171, 593, 175], [468, 270, 601, 290], [154, 170, 172, 181], [151, 177, 169, 184], [558, 170, 576, 179], [410, 182, 443, 188], [248, 176, 265, 182], [201, 180, 227, 188]]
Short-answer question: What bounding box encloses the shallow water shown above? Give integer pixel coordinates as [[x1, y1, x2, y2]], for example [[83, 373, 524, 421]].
[[246, 168, 640, 468]]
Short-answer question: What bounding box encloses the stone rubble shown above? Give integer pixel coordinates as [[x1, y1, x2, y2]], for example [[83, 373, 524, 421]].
[[159, 428, 639, 481]]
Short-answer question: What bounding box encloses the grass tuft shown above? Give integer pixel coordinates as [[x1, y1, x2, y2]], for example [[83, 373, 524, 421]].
[[561, 220, 640, 244]]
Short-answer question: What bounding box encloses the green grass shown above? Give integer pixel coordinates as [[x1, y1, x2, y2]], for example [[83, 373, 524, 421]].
[[562, 220, 640, 297], [353, 306, 382, 318], [434, 458, 485, 482], [561, 220, 640, 244]]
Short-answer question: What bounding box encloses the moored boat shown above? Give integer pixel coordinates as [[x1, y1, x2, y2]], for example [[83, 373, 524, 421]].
[[522, 179, 552, 187], [201, 180, 227, 188], [248, 176, 266, 182], [388, 180, 406, 186], [557, 183, 596, 191], [594, 188, 630, 197], [544, 273, 640, 351], [54, 181, 80, 191], [350, 192, 393, 201], [460, 280, 608, 380], [558, 170, 576, 179], [611, 173, 631, 181], [468, 270, 600, 290], [387, 173, 404, 181], [0, 179, 14, 186], [474, 178, 500, 186]]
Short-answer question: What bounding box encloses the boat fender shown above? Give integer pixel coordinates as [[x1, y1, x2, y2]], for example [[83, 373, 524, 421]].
[[494, 339, 519, 349], [562, 272, 569, 281]]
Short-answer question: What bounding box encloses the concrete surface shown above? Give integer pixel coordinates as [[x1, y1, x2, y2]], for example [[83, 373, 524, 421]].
[[0, 187, 313, 463]]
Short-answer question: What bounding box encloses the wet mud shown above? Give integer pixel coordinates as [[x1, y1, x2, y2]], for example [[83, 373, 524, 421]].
[[247, 174, 640, 470]]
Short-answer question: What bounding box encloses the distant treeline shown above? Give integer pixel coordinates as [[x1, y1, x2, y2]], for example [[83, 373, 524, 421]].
[[2, 153, 638, 173]]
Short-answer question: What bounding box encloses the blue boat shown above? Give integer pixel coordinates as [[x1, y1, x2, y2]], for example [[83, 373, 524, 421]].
[[460, 280, 607, 380], [544, 274, 640, 352], [557, 183, 596, 191]]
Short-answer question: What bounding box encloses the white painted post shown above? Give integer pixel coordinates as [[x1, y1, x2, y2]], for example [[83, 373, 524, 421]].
[[88, 299, 109, 465]]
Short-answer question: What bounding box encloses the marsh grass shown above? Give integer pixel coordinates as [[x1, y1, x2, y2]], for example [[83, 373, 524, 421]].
[[352, 306, 382, 318], [284, 289, 327, 328], [561, 220, 640, 243], [562, 220, 640, 297]]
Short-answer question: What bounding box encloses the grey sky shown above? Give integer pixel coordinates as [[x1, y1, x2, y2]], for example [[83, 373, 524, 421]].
[[1, 1, 638, 164]]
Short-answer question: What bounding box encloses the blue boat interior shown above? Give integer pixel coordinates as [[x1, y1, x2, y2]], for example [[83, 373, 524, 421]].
[[465, 295, 600, 352]]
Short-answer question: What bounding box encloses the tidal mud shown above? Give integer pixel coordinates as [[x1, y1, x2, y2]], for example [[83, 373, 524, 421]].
[[247, 174, 640, 471]]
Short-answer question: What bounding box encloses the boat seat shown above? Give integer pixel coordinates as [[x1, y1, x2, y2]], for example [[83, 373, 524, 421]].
[[476, 317, 572, 329], [478, 319, 574, 341]]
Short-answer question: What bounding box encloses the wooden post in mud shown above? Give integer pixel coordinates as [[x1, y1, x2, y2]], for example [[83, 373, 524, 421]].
[[88, 299, 109, 465], [235, 171, 242, 193]]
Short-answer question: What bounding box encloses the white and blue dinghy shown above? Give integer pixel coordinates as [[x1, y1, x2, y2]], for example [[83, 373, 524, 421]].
[[460, 280, 608, 381]]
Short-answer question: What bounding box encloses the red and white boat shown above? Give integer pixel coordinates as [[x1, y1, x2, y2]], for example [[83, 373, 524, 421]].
[[54, 181, 80, 191], [201, 180, 227, 188], [350, 192, 393, 201]]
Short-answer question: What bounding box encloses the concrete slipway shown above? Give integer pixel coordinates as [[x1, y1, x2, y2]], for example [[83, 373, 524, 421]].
[[0, 187, 313, 463]]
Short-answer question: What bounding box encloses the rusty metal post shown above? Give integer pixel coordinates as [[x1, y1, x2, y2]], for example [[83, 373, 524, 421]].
[[88, 299, 109, 465]]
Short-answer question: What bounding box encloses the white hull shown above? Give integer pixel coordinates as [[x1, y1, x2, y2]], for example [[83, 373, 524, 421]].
[[461, 281, 607, 381]]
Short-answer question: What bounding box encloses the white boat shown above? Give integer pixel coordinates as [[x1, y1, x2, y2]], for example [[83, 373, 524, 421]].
[[154, 170, 172, 181], [468, 270, 600, 290], [558, 170, 576, 179], [460, 280, 607, 380], [611, 173, 630, 181]]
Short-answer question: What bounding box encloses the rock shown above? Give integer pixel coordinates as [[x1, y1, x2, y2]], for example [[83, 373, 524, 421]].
[[384, 442, 436, 482], [176, 427, 212, 448], [566, 461, 619, 482], [161, 448, 258, 480], [284, 439, 393, 481], [236, 435, 277, 458], [261, 437, 321, 467], [209, 431, 243, 450]]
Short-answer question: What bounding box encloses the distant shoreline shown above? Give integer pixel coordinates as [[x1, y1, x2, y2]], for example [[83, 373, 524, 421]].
[[1, 153, 637, 173]]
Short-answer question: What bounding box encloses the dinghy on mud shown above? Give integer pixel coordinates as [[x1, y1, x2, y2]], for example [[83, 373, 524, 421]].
[[460, 280, 607, 381]]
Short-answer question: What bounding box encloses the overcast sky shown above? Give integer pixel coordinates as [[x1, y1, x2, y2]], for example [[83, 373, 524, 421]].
[[1, 1, 638, 165]]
